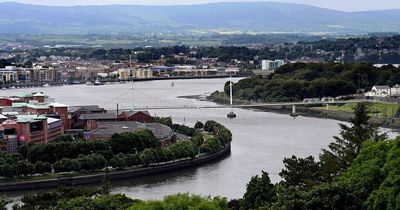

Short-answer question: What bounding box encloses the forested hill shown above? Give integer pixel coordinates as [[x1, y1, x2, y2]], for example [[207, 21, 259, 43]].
[[0, 2, 400, 34], [228, 63, 400, 101]]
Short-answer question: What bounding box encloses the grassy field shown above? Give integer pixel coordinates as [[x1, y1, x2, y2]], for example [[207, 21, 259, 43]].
[[316, 102, 400, 118]]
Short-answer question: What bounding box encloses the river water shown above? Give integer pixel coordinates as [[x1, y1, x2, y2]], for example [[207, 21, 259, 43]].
[[1, 78, 397, 200]]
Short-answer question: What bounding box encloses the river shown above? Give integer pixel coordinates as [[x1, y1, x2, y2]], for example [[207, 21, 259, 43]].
[[1, 78, 397, 200]]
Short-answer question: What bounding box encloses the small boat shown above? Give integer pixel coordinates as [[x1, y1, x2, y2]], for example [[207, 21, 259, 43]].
[[86, 82, 93, 85], [227, 111, 237, 118], [43, 83, 50, 87], [94, 79, 104, 86]]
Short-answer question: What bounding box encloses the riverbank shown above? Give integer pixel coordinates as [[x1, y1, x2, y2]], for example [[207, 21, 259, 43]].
[[0, 143, 231, 192], [0, 75, 245, 89], [208, 92, 400, 130]]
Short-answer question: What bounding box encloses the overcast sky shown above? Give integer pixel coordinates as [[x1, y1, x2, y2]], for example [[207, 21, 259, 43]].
[[0, 0, 399, 11]]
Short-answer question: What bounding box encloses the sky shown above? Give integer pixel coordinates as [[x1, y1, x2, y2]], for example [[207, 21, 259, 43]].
[[0, 0, 399, 11]]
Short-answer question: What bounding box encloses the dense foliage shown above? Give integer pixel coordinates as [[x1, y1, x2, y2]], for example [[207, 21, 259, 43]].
[[240, 103, 397, 209], [0, 197, 8, 210], [153, 116, 199, 137], [224, 63, 400, 101], [0, 121, 231, 180], [11, 186, 135, 210], [10, 187, 228, 210], [128, 193, 229, 210]]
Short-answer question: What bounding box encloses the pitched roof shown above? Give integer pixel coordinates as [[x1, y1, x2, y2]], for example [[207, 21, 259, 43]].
[[374, 85, 390, 90], [79, 113, 117, 120], [122, 110, 151, 117], [69, 105, 104, 113], [33, 92, 45, 97], [49, 102, 68, 108]]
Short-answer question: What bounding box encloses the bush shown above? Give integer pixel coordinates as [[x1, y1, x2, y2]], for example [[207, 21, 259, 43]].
[[128, 193, 229, 210]]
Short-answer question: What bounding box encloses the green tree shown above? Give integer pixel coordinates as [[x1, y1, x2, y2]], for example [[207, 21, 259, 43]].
[[0, 197, 8, 210], [194, 121, 204, 129], [140, 149, 156, 166], [321, 103, 386, 173], [128, 193, 228, 210], [240, 171, 277, 210], [35, 161, 51, 174], [279, 155, 324, 189]]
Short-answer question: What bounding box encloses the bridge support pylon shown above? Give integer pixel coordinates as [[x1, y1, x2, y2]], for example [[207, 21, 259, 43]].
[[290, 105, 298, 118]]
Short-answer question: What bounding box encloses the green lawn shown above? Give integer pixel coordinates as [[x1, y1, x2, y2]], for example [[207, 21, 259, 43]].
[[317, 102, 400, 118]]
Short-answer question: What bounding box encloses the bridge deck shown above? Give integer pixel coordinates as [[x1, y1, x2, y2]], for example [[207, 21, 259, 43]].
[[124, 100, 366, 110]]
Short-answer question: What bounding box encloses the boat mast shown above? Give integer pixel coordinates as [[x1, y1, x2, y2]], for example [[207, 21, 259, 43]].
[[230, 76, 233, 112], [131, 80, 134, 111]]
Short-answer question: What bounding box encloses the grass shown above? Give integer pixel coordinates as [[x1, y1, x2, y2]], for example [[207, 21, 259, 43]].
[[316, 102, 400, 118]]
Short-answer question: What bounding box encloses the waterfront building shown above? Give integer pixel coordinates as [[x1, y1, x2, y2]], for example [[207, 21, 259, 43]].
[[365, 85, 391, 97], [117, 110, 152, 123], [261, 59, 285, 71], [0, 66, 18, 83], [86, 121, 176, 147], [30, 66, 62, 83], [390, 84, 400, 96], [69, 105, 106, 128], [0, 115, 63, 153], [132, 68, 153, 79]]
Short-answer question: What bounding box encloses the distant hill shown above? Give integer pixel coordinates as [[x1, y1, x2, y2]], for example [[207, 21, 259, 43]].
[[0, 2, 399, 34]]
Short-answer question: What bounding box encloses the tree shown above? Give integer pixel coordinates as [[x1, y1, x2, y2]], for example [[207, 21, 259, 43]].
[[240, 171, 277, 210], [0, 197, 8, 210], [35, 161, 51, 174], [14, 186, 99, 210], [204, 121, 218, 133], [200, 138, 222, 154], [217, 128, 232, 144], [53, 158, 81, 173], [320, 103, 386, 173], [279, 155, 324, 189], [140, 149, 156, 166], [128, 193, 229, 210], [194, 121, 204, 129]]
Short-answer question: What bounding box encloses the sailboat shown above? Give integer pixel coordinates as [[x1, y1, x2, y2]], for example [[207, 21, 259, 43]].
[[94, 78, 104, 86], [227, 76, 237, 118]]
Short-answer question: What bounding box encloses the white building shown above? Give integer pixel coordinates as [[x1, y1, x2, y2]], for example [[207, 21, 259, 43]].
[[391, 85, 400, 96], [261, 59, 285, 71], [365, 85, 391, 97], [0, 66, 18, 83]]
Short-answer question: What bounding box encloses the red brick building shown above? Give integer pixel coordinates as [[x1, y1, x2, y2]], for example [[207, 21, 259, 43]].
[[118, 111, 152, 123], [0, 115, 63, 153]]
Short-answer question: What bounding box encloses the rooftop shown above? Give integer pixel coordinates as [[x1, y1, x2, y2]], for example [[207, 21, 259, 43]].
[[79, 113, 117, 120], [49, 102, 68, 108], [33, 92, 45, 97], [69, 105, 104, 113], [91, 121, 173, 140]]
